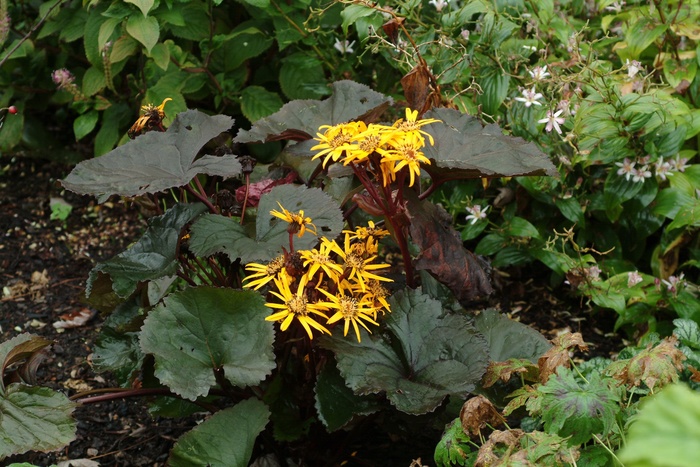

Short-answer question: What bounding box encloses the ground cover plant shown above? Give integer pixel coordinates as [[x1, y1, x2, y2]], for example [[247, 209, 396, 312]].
[[1, 0, 700, 466]]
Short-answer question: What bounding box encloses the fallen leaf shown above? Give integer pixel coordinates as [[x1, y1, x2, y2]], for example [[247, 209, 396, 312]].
[[53, 308, 96, 329], [460, 395, 504, 436]]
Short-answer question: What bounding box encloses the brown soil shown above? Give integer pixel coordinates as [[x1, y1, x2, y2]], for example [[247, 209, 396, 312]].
[[0, 156, 624, 466]]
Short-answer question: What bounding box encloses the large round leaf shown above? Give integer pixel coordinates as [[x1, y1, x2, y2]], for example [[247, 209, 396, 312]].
[[139, 287, 275, 400], [320, 288, 489, 415]]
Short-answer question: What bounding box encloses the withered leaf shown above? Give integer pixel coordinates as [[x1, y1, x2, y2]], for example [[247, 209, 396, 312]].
[[481, 358, 539, 388], [401, 64, 441, 116], [607, 336, 685, 391], [538, 332, 588, 384], [460, 395, 504, 436], [381, 17, 404, 44], [406, 191, 493, 303]]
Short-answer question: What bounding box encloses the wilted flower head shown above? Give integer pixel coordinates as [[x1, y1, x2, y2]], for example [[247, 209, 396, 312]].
[[625, 59, 643, 78], [52, 68, 75, 88], [460, 29, 470, 41]]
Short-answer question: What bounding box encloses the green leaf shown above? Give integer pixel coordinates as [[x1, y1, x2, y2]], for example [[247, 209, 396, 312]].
[[340, 4, 377, 35], [422, 108, 557, 182], [126, 13, 159, 53], [320, 288, 489, 415], [279, 53, 330, 100], [506, 217, 541, 238], [434, 419, 474, 467], [234, 80, 391, 144], [667, 197, 700, 230], [98, 16, 121, 50], [618, 384, 700, 467], [82, 66, 106, 97], [148, 42, 170, 71], [189, 184, 344, 263], [615, 18, 668, 60], [94, 102, 131, 156], [86, 203, 207, 298], [314, 361, 381, 432], [73, 110, 99, 141], [0, 384, 77, 459], [241, 86, 284, 122], [477, 70, 510, 115], [473, 309, 551, 363], [209, 22, 273, 71], [124, 0, 154, 16], [140, 287, 275, 400], [237, 0, 270, 7], [539, 369, 619, 445], [167, 3, 209, 41], [62, 110, 239, 200], [110, 35, 139, 63], [673, 319, 700, 350], [168, 398, 270, 467]]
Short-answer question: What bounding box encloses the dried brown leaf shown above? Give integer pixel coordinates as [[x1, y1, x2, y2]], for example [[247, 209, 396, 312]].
[[460, 395, 504, 436], [481, 358, 539, 388], [538, 332, 588, 384]]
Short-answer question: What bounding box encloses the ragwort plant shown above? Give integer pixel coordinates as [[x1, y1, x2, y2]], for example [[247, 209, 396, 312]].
[[0, 80, 556, 464]]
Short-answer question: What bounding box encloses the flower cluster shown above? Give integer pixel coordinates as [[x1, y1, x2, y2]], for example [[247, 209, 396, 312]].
[[244, 207, 393, 342], [615, 154, 688, 183], [311, 108, 440, 187]]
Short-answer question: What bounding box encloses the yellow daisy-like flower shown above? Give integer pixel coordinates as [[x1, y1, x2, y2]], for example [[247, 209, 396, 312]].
[[381, 132, 432, 187], [128, 97, 172, 138], [265, 273, 330, 339], [317, 290, 379, 343], [243, 255, 285, 290], [311, 121, 364, 167], [299, 239, 344, 283], [270, 202, 317, 238], [326, 233, 393, 292], [392, 107, 441, 145], [344, 221, 391, 256], [342, 123, 395, 165], [363, 279, 392, 317]]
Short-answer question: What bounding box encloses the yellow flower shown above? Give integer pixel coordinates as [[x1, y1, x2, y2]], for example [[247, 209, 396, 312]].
[[363, 279, 392, 316], [270, 202, 317, 238], [128, 98, 172, 138], [265, 273, 330, 339], [344, 221, 391, 256], [342, 124, 395, 165], [326, 233, 392, 292], [311, 122, 364, 167], [317, 290, 379, 342], [392, 107, 441, 145], [299, 239, 344, 283], [381, 132, 432, 187], [243, 255, 285, 290]]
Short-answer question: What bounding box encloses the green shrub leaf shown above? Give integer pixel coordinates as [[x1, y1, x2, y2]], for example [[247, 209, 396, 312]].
[[140, 287, 275, 400], [73, 110, 99, 141], [234, 80, 392, 144], [126, 14, 159, 53], [320, 288, 489, 415], [168, 398, 270, 467], [618, 384, 700, 466], [241, 86, 284, 122], [62, 110, 238, 201], [422, 108, 557, 182], [86, 202, 207, 298], [540, 369, 619, 445], [189, 184, 343, 263]]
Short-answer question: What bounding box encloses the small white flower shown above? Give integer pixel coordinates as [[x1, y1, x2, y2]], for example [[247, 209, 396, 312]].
[[615, 158, 635, 181], [466, 205, 490, 225], [333, 38, 356, 54], [522, 45, 538, 52], [538, 109, 565, 134], [669, 155, 690, 172], [632, 165, 652, 183], [429, 0, 449, 12], [604, 1, 626, 13], [528, 65, 550, 81], [625, 59, 643, 78], [654, 157, 674, 181], [460, 29, 470, 41], [514, 87, 544, 107], [628, 271, 643, 287]]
